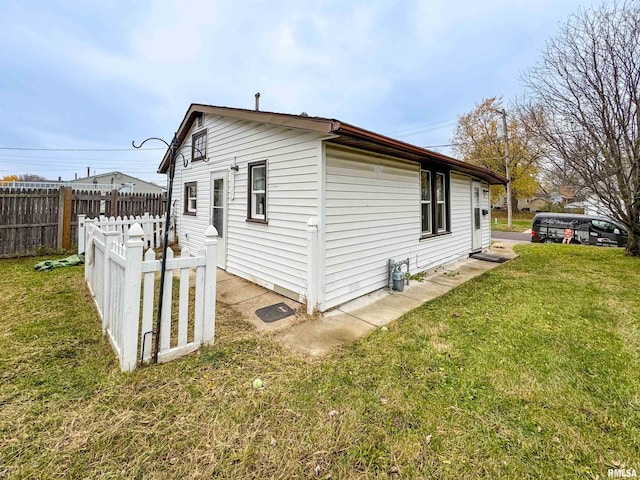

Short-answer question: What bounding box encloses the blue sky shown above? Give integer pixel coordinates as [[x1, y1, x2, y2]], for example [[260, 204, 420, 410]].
[[0, 0, 593, 185]]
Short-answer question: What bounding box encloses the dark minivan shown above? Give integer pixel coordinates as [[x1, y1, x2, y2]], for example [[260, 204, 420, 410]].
[[531, 212, 628, 247]]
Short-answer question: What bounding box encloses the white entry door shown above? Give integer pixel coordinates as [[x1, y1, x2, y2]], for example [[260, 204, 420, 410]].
[[472, 181, 482, 251], [211, 171, 227, 269]]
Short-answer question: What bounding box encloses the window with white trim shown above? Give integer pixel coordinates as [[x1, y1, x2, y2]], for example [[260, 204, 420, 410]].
[[436, 172, 447, 232], [247, 161, 267, 222], [421, 170, 432, 234], [420, 168, 450, 237], [184, 182, 197, 215]]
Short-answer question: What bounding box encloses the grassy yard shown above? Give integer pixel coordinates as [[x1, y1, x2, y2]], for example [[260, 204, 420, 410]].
[[491, 218, 532, 233], [491, 210, 534, 233], [1, 246, 639, 479]]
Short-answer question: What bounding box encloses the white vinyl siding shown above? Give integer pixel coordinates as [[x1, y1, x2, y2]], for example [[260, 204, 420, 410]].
[[172, 114, 324, 300], [322, 144, 475, 311], [481, 183, 492, 247]]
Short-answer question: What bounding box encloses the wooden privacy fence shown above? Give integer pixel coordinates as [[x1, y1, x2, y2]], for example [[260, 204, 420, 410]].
[[0, 187, 166, 258], [83, 219, 218, 371], [78, 213, 175, 253], [0, 188, 59, 258]]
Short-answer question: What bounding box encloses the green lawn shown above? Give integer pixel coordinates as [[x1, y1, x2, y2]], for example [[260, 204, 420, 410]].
[[491, 211, 534, 233], [491, 218, 532, 232], [1, 246, 639, 478]]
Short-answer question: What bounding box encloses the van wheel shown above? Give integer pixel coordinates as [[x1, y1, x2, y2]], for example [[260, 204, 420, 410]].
[[542, 238, 555, 244]]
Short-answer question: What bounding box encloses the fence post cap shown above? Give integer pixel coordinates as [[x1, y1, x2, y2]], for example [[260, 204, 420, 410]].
[[128, 223, 145, 238], [204, 225, 218, 238], [307, 217, 318, 228]]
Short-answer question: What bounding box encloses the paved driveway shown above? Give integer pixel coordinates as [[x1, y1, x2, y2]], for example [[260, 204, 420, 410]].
[[491, 230, 531, 243]]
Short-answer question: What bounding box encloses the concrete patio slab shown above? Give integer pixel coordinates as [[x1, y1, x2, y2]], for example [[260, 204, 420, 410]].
[[489, 241, 520, 259], [216, 269, 234, 282], [273, 241, 519, 357], [457, 263, 496, 276], [216, 277, 269, 305], [211, 240, 519, 358], [338, 291, 425, 326], [229, 290, 301, 333], [424, 271, 473, 288], [398, 280, 453, 302], [278, 310, 376, 357]]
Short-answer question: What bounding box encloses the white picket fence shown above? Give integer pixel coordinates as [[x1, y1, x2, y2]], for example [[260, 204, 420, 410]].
[[77, 213, 174, 254], [82, 216, 218, 371]]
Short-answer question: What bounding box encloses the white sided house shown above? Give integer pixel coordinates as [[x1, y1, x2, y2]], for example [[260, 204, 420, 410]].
[[158, 104, 507, 312]]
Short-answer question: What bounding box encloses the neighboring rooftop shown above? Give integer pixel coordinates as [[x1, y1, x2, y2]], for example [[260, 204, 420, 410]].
[[69, 171, 166, 194]]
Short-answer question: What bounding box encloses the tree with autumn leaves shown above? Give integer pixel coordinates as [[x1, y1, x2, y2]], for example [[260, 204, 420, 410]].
[[454, 3, 640, 256], [451, 97, 543, 210]]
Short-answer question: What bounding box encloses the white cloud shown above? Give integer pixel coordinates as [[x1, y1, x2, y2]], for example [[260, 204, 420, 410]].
[[0, 0, 597, 181]]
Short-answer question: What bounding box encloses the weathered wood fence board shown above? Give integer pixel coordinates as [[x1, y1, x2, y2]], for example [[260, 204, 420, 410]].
[[0, 189, 59, 258], [0, 187, 167, 258]]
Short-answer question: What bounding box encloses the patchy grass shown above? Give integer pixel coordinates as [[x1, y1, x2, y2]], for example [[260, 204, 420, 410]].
[[1, 246, 639, 478]]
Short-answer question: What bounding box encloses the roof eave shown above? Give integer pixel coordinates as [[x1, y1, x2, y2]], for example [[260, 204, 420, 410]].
[[158, 104, 335, 173], [158, 104, 507, 186], [330, 121, 507, 185]]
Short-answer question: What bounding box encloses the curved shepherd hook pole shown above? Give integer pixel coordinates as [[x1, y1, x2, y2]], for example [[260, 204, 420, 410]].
[[132, 135, 177, 365]]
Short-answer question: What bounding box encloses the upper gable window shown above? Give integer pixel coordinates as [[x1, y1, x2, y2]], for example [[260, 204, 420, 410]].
[[196, 113, 203, 128], [192, 130, 207, 162]]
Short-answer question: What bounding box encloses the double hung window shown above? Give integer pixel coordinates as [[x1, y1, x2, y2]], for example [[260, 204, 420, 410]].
[[420, 168, 449, 236], [247, 161, 267, 222], [421, 171, 432, 233], [184, 182, 197, 215], [192, 130, 207, 162]]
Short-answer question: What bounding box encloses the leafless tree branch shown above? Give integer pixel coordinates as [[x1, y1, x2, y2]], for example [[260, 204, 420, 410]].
[[522, 1, 640, 255]]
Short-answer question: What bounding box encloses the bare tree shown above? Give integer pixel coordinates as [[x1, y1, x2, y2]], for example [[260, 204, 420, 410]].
[[522, 1, 640, 255], [18, 174, 48, 182]]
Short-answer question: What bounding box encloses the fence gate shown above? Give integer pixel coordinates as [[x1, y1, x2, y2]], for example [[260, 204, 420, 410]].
[[83, 217, 217, 371]]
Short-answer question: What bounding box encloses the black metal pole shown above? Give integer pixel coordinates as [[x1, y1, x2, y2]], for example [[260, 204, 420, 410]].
[[152, 134, 177, 364], [133, 134, 204, 365]]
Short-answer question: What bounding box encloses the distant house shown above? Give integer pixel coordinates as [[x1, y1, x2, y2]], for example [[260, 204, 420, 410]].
[[583, 195, 610, 216], [69, 171, 165, 195], [159, 104, 507, 312]]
